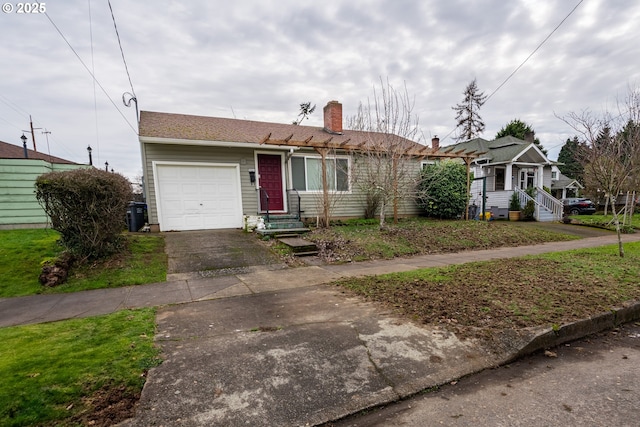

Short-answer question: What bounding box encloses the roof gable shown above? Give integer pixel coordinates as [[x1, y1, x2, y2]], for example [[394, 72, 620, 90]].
[[551, 173, 584, 190], [451, 135, 549, 164]]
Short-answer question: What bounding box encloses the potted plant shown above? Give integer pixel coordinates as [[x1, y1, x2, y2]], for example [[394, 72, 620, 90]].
[[508, 191, 521, 221], [521, 187, 537, 221]]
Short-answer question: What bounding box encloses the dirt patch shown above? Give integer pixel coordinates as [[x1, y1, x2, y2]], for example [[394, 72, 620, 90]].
[[67, 382, 140, 427], [39, 252, 75, 287], [309, 221, 576, 263], [337, 256, 640, 339]]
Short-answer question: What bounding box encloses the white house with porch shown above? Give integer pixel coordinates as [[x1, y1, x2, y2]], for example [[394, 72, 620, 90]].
[[450, 136, 564, 221]]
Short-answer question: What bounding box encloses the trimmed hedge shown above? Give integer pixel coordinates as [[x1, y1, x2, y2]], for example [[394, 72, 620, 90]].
[[35, 168, 132, 259]]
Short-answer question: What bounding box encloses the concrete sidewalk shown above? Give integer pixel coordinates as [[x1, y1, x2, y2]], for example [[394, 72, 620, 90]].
[[1, 233, 639, 328], [2, 232, 640, 426]]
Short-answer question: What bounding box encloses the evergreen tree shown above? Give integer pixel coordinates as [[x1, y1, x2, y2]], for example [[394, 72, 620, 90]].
[[557, 136, 584, 181], [496, 119, 547, 155], [452, 78, 487, 141]]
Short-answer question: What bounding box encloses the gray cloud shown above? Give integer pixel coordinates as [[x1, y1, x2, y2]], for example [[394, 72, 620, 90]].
[[1, 0, 639, 178]]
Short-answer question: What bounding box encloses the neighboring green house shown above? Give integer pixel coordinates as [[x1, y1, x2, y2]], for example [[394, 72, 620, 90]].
[[0, 140, 87, 229], [450, 136, 567, 221]]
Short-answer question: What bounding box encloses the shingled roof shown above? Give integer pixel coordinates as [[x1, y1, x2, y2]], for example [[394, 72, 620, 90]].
[[139, 110, 480, 160], [451, 136, 547, 164], [0, 140, 79, 164], [139, 110, 417, 147]]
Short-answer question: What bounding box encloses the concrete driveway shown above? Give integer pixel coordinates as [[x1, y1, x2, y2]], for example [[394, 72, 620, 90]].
[[121, 285, 500, 427], [163, 229, 286, 281]]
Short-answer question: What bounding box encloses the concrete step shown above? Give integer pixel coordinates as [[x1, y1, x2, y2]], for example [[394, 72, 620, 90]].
[[256, 227, 310, 237], [537, 212, 556, 222], [277, 237, 318, 256], [266, 221, 305, 230], [263, 214, 300, 222]]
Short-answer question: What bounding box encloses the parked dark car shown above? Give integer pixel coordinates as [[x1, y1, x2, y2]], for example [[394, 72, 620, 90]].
[[562, 198, 597, 215]]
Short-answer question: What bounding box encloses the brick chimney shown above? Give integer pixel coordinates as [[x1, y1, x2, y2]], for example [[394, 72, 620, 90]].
[[323, 100, 343, 134], [432, 136, 440, 150], [524, 131, 535, 143]]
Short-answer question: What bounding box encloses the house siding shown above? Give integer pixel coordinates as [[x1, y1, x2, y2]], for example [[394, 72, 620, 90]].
[[277, 148, 422, 221], [0, 159, 87, 228], [542, 168, 552, 189], [142, 143, 259, 225], [142, 142, 423, 227]]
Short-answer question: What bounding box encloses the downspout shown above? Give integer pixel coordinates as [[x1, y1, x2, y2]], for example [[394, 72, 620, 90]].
[[482, 176, 487, 220]]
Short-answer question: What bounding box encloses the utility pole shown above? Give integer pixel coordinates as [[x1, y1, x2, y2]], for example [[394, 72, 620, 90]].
[[29, 115, 41, 152], [42, 129, 52, 162]]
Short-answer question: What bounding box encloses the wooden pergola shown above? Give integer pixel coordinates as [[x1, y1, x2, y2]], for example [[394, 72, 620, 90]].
[[259, 132, 483, 223]]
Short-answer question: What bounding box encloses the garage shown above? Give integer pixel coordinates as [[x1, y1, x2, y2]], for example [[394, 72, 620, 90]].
[[154, 163, 243, 231]]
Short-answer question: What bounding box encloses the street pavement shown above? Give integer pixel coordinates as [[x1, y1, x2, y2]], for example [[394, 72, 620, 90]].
[[330, 322, 640, 426]]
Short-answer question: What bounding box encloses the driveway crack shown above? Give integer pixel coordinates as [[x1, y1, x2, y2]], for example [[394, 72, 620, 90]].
[[351, 324, 399, 397]]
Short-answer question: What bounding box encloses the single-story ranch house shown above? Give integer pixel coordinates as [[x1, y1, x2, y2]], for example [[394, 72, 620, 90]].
[[139, 101, 579, 231], [138, 101, 479, 232]]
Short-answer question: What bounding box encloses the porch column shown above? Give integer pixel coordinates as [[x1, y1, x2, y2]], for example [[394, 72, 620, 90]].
[[537, 165, 544, 188], [505, 164, 513, 190]]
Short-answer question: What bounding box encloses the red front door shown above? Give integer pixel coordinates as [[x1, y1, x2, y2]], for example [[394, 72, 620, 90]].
[[257, 154, 284, 211]]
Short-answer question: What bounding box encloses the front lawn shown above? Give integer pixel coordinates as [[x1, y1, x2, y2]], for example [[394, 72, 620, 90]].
[[308, 218, 578, 263], [0, 229, 167, 298], [0, 309, 161, 426], [571, 213, 640, 230], [337, 242, 640, 335]]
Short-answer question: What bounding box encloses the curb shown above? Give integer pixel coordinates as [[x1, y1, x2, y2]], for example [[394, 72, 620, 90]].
[[321, 300, 640, 426], [512, 300, 640, 362]]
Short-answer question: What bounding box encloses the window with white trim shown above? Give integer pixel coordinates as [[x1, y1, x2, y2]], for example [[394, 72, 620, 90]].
[[421, 160, 436, 169], [551, 171, 558, 180], [291, 156, 350, 192]]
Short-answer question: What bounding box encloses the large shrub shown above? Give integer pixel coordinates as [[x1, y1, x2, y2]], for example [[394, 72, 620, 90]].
[[416, 160, 469, 219], [35, 168, 132, 259]]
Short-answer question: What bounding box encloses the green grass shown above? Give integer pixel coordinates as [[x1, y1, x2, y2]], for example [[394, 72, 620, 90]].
[[52, 234, 167, 294], [572, 213, 640, 229], [0, 229, 62, 297], [0, 229, 167, 298], [0, 309, 161, 426]]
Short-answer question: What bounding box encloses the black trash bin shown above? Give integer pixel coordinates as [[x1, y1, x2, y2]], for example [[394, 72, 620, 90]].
[[127, 202, 147, 232], [468, 204, 478, 220]]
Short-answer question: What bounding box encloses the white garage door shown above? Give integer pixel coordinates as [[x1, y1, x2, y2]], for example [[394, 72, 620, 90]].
[[155, 163, 243, 231]]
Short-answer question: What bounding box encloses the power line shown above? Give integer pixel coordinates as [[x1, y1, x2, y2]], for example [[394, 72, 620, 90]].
[[0, 114, 24, 132], [88, 0, 100, 162], [0, 94, 30, 119], [442, 0, 584, 143], [485, 0, 584, 103], [44, 11, 138, 135], [108, 0, 136, 98]]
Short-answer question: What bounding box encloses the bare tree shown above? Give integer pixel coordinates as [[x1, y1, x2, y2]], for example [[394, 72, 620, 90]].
[[301, 147, 348, 228], [560, 86, 640, 257], [346, 78, 423, 228]]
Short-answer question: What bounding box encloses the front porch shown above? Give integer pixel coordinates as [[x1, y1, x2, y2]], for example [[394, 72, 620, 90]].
[[257, 188, 310, 236], [481, 188, 563, 222]]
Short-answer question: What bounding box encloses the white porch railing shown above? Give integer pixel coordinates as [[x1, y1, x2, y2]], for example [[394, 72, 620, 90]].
[[514, 187, 563, 222]]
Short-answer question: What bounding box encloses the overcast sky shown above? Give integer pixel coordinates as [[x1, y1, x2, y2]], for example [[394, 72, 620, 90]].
[[1, 0, 639, 180]]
